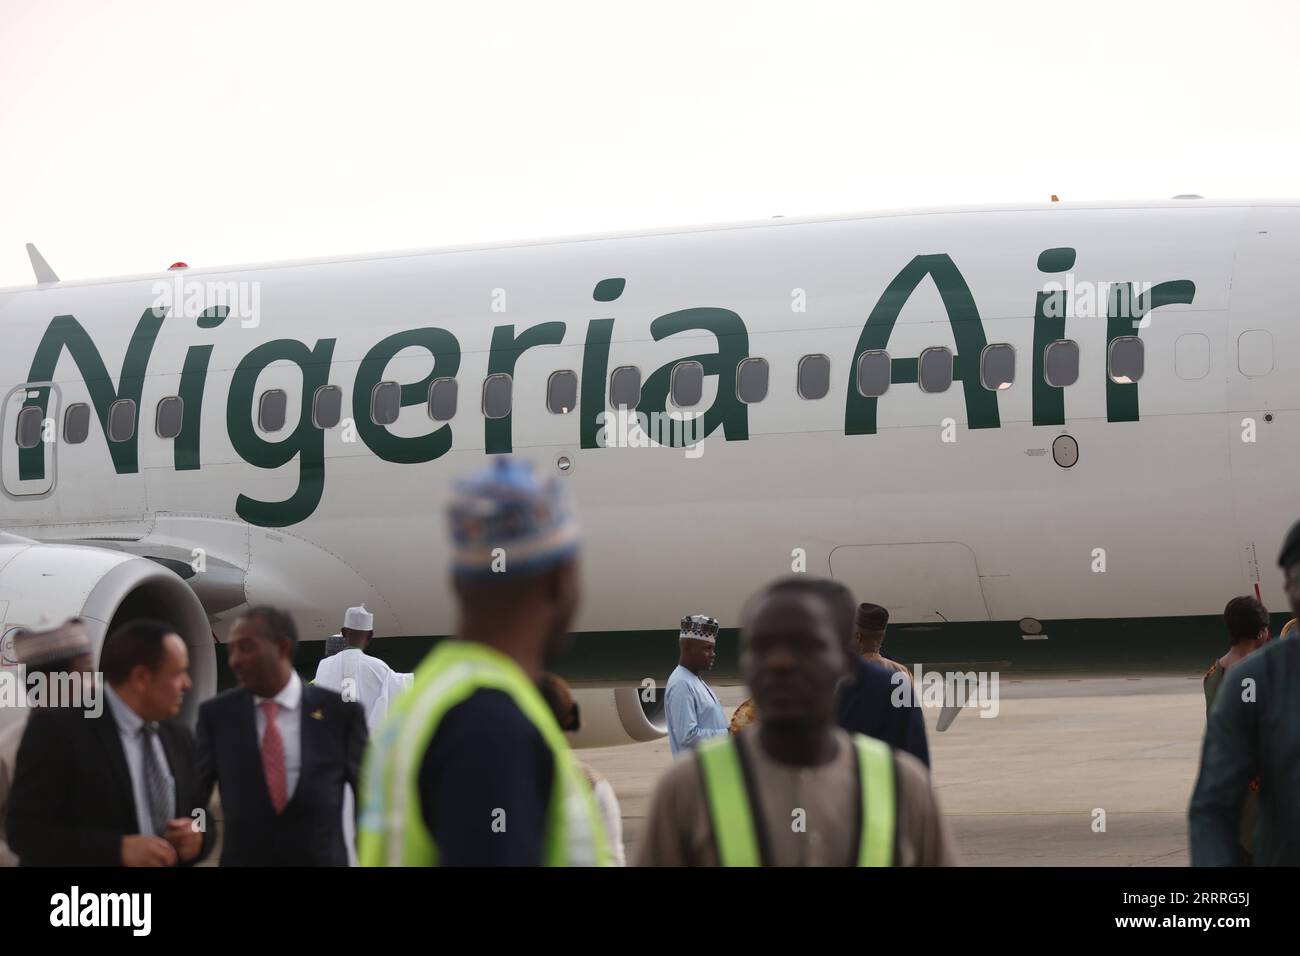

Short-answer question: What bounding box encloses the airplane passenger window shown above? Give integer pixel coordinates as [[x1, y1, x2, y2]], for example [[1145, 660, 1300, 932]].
[[313, 386, 343, 429], [671, 361, 704, 407], [1108, 336, 1144, 384], [156, 396, 184, 440], [1238, 330, 1274, 378], [1044, 340, 1079, 387], [918, 347, 953, 393], [428, 378, 458, 422], [547, 370, 578, 414], [609, 366, 641, 409], [483, 373, 513, 419], [980, 344, 1015, 391], [371, 382, 401, 426], [855, 350, 890, 398], [1175, 333, 1210, 381], [797, 354, 830, 400], [258, 390, 287, 433], [737, 357, 769, 404], [64, 403, 90, 444], [108, 399, 136, 443], [15, 405, 43, 449]]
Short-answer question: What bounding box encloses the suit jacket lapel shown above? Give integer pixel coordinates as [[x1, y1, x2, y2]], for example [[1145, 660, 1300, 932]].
[[296, 684, 318, 800]]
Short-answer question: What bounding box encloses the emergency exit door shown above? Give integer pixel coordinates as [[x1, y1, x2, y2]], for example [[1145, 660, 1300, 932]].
[[1, 383, 59, 499]]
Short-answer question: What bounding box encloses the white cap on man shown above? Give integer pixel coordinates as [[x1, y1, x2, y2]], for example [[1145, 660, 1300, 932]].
[[343, 605, 374, 632]]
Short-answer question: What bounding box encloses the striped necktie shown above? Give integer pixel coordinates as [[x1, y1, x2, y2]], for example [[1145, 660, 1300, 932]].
[[139, 724, 171, 835]]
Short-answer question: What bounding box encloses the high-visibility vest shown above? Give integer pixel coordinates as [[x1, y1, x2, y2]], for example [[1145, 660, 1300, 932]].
[[695, 732, 896, 866], [357, 640, 610, 866]]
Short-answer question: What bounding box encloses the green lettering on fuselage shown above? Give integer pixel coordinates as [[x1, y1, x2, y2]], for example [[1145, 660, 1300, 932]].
[[17, 250, 1198, 529]]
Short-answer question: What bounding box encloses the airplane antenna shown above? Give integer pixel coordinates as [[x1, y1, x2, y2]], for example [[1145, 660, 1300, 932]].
[[25, 243, 59, 284]]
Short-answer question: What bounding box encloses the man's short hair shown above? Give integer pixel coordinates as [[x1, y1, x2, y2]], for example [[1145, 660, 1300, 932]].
[[1279, 519, 1300, 570], [1224, 596, 1269, 645], [239, 606, 299, 655], [746, 576, 856, 648], [100, 619, 177, 685]]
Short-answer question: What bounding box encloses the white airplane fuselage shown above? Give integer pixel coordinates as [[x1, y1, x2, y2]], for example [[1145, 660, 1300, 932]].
[[1, 199, 1297, 689]]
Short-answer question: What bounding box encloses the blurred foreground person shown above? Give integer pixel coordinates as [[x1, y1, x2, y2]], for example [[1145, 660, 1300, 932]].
[[1190, 523, 1300, 864], [540, 672, 626, 865], [637, 577, 957, 866], [8, 619, 212, 866], [0, 619, 96, 866], [359, 458, 609, 866], [199, 606, 366, 866], [665, 614, 729, 756]]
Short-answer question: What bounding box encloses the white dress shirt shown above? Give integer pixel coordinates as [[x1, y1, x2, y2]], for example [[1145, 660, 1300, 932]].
[[254, 671, 303, 801], [104, 684, 175, 835]]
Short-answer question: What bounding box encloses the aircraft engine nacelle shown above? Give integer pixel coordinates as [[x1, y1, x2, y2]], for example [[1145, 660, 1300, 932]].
[[564, 685, 667, 749], [0, 536, 214, 730]]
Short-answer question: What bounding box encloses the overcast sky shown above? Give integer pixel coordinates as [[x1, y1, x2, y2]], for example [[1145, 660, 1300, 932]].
[[2, 0, 1297, 286]]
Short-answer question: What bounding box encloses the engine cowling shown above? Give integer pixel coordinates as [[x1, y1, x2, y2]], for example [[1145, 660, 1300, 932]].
[[565, 685, 667, 749], [0, 535, 213, 729]]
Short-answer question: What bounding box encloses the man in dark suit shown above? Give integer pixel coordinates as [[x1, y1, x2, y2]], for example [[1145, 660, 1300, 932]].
[[199, 606, 366, 866], [819, 592, 930, 769], [7, 619, 214, 866], [837, 654, 931, 769]]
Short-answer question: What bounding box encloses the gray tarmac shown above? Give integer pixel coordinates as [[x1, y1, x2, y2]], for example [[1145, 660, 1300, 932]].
[[581, 676, 1209, 866]]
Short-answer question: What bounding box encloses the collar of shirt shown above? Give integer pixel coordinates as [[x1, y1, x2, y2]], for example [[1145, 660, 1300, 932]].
[[104, 683, 147, 736], [255, 670, 302, 712]]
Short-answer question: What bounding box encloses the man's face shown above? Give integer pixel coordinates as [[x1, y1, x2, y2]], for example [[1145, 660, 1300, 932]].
[[136, 634, 192, 721], [1286, 563, 1300, 620], [742, 591, 847, 728], [227, 617, 287, 697], [684, 638, 716, 671]]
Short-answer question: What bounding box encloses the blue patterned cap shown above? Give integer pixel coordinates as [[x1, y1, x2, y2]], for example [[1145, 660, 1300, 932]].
[[447, 457, 581, 580], [323, 633, 348, 657]]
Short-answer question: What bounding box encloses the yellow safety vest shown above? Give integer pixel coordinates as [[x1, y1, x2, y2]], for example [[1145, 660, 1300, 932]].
[[695, 732, 896, 866], [358, 640, 609, 866]]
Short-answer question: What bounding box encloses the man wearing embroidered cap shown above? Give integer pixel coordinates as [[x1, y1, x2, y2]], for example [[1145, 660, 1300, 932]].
[[0, 618, 95, 866], [314, 605, 413, 865], [314, 606, 413, 731], [853, 602, 911, 681], [359, 457, 609, 866], [665, 614, 729, 756]]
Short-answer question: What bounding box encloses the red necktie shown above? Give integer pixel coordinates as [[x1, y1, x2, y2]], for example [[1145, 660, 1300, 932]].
[[259, 700, 288, 814]]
